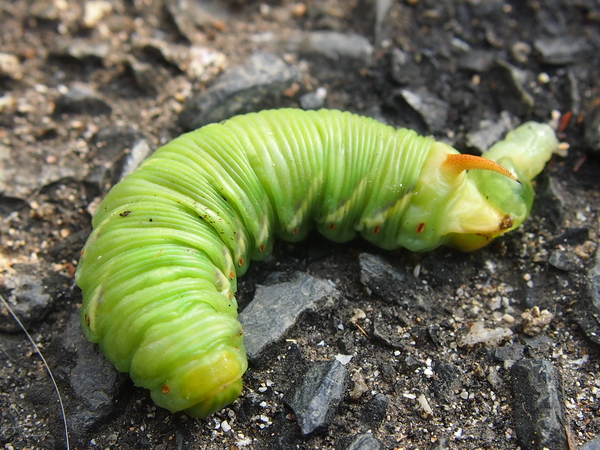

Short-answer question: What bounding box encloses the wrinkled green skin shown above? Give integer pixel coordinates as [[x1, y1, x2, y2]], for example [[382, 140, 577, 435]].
[[75, 109, 558, 417]]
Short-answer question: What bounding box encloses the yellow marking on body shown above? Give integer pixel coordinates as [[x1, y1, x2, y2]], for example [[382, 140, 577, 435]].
[[324, 177, 368, 225]]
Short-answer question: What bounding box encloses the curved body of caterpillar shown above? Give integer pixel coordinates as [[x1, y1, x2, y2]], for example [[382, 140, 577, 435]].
[[75, 109, 558, 417]]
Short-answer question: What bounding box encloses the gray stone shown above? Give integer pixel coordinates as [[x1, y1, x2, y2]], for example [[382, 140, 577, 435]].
[[550, 227, 590, 247], [584, 105, 600, 153], [239, 272, 339, 361], [359, 252, 407, 303], [493, 344, 525, 363], [165, 0, 230, 45], [285, 359, 347, 435], [429, 437, 449, 450], [179, 53, 300, 131], [359, 253, 429, 309], [510, 359, 567, 450], [53, 84, 112, 117], [433, 362, 462, 404], [458, 50, 496, 73], [534, 37, 593, 65], [346, 433, 381, 450], [467, 0, 505, 16], [360, 393, 388, 429], [88, 127, 151, 192], [389, 48, 421, 85], [548, 249, 584, 272], [125, 57, 161, 95], [64, 314, 124, 434], [529, 173, 565, 232], [466, 112, 513, 153], [588, 249, 600, 312], [492, 60, 534, 116], [299, 88, 327, 110], [570, 248, 600, 345], [54, 38, 110, 62], [394, 88, 449, 134], [580, 436, 600, 450], [0, 264, 69, 332], [302, 31, 373, 64], [372, 314, 404, 349]]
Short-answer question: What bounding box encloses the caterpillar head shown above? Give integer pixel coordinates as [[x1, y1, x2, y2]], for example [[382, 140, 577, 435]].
[[440, 122, 558, 251], [395, 122, 558, 252]]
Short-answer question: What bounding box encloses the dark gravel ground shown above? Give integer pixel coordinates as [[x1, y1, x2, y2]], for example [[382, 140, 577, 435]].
[[1, 1, 600, 449]]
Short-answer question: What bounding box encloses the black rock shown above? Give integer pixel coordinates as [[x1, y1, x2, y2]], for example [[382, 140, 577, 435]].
[[64, 314, 125, 435], [458, 49, 496, 73], [299, 88, 327, 110], [0, 264, 70, 332], [548, 249, 584, 272], [285, 359, 347, 435], [549, 227, 590, 247], [429, 437, 449, 450], [522, 335, 554, 357], [360, 393, 388, 429], [372, 313, 404, 349], [491, 60, 534, 116], [346, 433, 382, 450], [510, 359, 567, 450], [179, 53, 300, 131], [534, 37, 593, 65], [433, 362, 462, 404], [581, 436, 600, 450], [53, 84, 112, 117], [165, 0, 230, 45], [389, 48, 421, 86], [392, 88, 449, 134], [572, 249, 600, 346], [465, 112, 513, 153], [529, 173, 565, 233], [589, 250, 600, 311], [359, 253, 429, 310], [299, 31, 373, 63], [88, 127, 152, 192], [53, 38, 110, 63], [584, 105, 600, 154], [239, 272, 339, 361], [493, 344, 525, 362]]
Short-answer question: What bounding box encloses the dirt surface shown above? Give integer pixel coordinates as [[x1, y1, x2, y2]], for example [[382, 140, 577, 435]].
[[1, 1, 600, 449]]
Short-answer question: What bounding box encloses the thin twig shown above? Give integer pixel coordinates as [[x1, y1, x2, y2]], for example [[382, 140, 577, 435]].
[[0, 294, 70, 450]]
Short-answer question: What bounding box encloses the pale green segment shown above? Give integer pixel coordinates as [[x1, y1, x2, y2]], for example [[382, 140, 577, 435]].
[[474, 121, 558, 228], [75, 109, 554, 417], [484, 121, 558, 182]]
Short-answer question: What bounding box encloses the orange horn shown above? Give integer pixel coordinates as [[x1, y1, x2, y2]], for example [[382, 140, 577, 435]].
[[442, 154, 519, 183]]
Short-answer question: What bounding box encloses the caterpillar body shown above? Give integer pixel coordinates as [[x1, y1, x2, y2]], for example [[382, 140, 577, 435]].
[[75, 109, 558, 417]]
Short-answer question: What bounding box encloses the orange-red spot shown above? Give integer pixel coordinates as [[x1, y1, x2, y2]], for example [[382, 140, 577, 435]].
[[328, 223, 336, 230], [238, 258, 244, 267], [372, 225, 380, 234], [229, 270, 235, 280], [85, 315, 90, 326], [293, 227, 299, 235], [558, 111, 572, 133], [416, 222, 425, 234], [259, 244, 265, 252], [162, 385, 169, 394]]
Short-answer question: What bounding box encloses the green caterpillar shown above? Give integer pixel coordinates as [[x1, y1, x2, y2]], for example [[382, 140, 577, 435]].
[[75, 109, 558, 417]]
